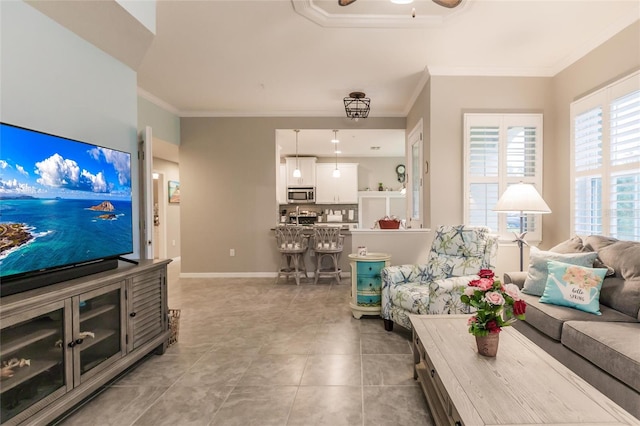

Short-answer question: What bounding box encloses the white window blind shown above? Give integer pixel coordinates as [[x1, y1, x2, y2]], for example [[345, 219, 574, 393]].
[[464, 114, 544, 242], [570, 70, 640, 241], [469, 126, 499, 177], [574, 107, 602, 172]]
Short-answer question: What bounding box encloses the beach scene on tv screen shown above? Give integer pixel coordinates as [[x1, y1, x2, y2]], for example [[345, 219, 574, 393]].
[[0, 124, 133, 278]]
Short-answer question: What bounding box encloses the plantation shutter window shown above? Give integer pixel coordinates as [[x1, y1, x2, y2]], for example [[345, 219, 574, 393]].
[[570, 71, 640, 241], [464, 114, 544, 242]]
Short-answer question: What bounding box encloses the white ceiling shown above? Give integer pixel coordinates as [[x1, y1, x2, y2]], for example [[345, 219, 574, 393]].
[[276, 128, 406, 157], [33, 1, 637, 158], [136, 0, 640, 118]]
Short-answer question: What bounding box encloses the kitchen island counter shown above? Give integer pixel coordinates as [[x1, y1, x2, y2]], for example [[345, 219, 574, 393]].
[[351, 227, 432, 265], [271, 224, 354, 235], [350, 228, 430, 234], [271, 225, 353, 277]]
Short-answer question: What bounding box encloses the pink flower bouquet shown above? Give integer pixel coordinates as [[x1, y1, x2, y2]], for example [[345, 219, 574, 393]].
[[461, 269, 527, 337]]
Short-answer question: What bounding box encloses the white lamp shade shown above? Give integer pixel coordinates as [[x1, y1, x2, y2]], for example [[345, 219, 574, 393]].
[[293, 169, 301, 178], [332, 168, 341, 178], [493, 183, 551, 214]]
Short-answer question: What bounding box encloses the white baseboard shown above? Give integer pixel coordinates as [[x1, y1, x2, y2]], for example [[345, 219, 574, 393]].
[[179, 272, 352, 279]]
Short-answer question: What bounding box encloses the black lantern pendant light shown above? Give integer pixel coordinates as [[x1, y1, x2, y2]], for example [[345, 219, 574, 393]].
[[343, 92, 370, 120]]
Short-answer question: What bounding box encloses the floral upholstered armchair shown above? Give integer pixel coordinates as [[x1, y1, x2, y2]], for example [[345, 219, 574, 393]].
[[381, 225, 498, 331]]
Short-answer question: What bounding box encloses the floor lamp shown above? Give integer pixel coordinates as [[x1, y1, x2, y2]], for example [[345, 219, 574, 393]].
[[494, 183, 551, 271]]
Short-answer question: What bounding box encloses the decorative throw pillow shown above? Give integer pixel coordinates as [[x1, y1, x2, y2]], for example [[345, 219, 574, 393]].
[[522, 247, 598, 296], [548, 236, 588, 253], [594, 258, 616, 277], [540, 260, 607, 315], [547, 236, 614, 276]]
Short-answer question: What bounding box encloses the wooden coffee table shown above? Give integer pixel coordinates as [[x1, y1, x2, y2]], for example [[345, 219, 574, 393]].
[[409, 314, 639, 426]]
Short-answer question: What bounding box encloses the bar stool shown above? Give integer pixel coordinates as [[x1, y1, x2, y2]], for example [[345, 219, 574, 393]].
[[275, 224, 309, 285], [312, 225, 344, 285]]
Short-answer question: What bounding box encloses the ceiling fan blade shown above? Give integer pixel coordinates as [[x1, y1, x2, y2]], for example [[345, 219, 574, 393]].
[[338, 0, 357, 6], [432, 0, 463, 8]]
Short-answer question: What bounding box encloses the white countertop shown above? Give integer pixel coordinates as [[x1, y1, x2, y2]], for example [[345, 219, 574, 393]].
[[350, 228, 431, 233]]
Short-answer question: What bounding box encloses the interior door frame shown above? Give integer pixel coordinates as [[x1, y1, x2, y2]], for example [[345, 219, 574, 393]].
[[407, 119, 423, 229], [153, 170, 168, 259], [138, 126, 154, 260]]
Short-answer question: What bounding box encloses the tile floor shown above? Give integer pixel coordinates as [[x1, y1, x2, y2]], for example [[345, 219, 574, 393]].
[[56, 260, 433, 426]]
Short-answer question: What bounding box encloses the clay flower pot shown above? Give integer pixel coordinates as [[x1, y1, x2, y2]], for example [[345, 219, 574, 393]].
[[475, 333, 499, 357]]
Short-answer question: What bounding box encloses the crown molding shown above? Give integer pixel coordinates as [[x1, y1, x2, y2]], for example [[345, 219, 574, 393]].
[[403, 67, 431, 116], [137, 87, 408, 118], [137, 88, 181, 115], [180, 110, 407, 118], [427, 66, 556, 77]]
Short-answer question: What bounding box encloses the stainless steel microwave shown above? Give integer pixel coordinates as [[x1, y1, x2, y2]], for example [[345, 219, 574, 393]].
[[287, 187, 315, 203]]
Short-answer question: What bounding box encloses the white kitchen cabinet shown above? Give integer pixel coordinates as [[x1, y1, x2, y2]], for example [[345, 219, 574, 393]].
[[277, 164, 287, 203], [316, 163, 358, 204], [285, 157, 316, 187]]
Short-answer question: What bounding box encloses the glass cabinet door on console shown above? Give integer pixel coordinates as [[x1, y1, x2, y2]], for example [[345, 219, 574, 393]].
[[72, 282, 125, 385], [0, 261, 169, 425], [0, 301, 68, 424]]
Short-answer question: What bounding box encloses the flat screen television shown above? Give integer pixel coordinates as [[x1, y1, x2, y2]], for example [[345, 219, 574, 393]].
[[0, 122, 134, 296]]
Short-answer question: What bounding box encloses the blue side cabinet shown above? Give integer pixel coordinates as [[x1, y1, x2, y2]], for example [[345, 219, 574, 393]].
[[348, 253, 391, 319]]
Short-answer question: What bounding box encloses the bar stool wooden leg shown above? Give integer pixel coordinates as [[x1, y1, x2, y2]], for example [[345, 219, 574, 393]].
[[293, 252, 301, 286], [331, 252, 340, 284], [314, 253, 321, 285]]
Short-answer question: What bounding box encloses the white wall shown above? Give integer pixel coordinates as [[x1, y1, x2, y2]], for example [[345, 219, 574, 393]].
[[1, 1, 140, 257], [316, 156, 406, 192]]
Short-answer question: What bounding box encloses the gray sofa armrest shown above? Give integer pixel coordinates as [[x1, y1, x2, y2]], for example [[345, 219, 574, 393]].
[[503, 271, 527, 289]]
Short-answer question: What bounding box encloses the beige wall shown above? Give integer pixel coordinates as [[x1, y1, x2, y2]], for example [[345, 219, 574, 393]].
[[180, 117, 405, 274], [178, 22, 639, 276], [428, 76, 554, 274], [548, 20, 640, 246], [429, 75, 554, 230], [411, 20, 639, 275], [406, 78, 431, 228]]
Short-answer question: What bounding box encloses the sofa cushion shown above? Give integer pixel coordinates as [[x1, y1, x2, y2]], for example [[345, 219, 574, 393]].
[[539, 261, 607, 315], [549, 236, 589, 253], [562, 321, 640, 392], [549, 236, 615, 275], [584, 236, 640, 319], [520, 292, 636, 341], [522, 247, 598, 296]]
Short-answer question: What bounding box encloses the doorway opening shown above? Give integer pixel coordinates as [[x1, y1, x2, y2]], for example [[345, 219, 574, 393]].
[[153, 171, 168, 259]]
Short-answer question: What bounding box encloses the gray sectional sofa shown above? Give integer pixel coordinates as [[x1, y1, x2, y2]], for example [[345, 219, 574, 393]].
[[504, 235, 640, 419]]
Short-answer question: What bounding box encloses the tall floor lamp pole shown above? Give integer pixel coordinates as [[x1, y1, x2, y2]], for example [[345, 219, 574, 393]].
[[494, 183, 551, 272]]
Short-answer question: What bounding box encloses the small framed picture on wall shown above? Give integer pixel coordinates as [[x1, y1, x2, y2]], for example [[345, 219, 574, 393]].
[[168, 180, 180, 204]]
